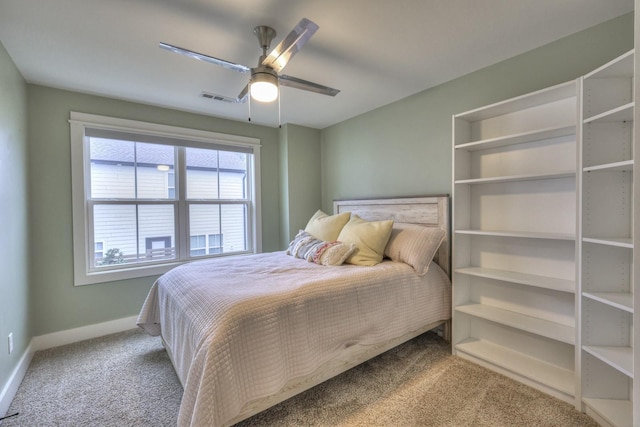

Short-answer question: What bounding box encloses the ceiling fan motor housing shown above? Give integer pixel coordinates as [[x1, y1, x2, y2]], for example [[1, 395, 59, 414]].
[[253, 26, 276, 54]]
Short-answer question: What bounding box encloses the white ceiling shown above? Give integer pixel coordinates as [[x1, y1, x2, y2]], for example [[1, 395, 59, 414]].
[[0, 0, 633, 129]]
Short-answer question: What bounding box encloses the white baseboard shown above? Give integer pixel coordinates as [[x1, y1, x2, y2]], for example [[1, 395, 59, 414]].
[[0, 342, 34, 417], [0, 315, 139, 416], [31, 315, 139, 351]]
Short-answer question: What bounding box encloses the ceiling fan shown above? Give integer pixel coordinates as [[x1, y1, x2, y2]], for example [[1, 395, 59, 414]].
[[159, 18, 340, 104]]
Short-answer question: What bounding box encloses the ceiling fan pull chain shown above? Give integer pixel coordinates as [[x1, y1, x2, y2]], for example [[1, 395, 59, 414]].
[[248, 83, 252, 122], [278, 93, 282, 128]]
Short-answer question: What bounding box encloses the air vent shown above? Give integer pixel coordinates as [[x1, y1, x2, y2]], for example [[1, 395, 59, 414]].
[[201, 92, 237, 103]]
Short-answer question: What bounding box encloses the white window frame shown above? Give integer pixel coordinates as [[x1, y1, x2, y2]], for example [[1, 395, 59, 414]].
[[69, 112, 262, 286]]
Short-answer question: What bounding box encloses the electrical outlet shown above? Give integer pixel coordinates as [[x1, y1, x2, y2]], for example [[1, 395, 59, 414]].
[[8, 333, 13, 355]]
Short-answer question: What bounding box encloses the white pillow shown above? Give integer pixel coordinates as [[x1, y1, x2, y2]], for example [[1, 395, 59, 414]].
[[384, 223, 445, 275]]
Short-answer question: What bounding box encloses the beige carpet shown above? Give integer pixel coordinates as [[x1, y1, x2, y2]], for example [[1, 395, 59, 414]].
[[3, 328, 596, 426]]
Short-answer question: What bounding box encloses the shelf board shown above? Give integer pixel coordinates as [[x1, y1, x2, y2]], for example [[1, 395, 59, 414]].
[[583, 345, 633, 378], [583, 160, 634, 172], [583, 50, 634, 79], [455, 170, 575, 185], [455, 229, 575, 241], [455, 303, 575, 344], [455, 267, 575, 293], [455, 338, 574, 395], [583, 102, 634, 124], [583, 398, 632, 427], [455, 81, 576, 121], [454, 125, 575, 152], [582, 237, 633, 248], [582, 292, 633, 313]]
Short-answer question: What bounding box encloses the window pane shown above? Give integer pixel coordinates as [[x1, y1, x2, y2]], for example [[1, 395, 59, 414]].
[[136, 143, 175, 199], [89, 138, 175, 200], [222, 204, 247, 252], [93, 204, 175, 268], [138, 205, 175, 261], [90, 137, 135, 198], [189, 205, 220, 257], [219, 151, 247, 199], [186, 148, 219, 199], [93, 204, 137, 266]]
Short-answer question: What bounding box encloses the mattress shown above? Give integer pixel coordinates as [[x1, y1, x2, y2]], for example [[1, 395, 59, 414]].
[[137, 251, 451, 426]]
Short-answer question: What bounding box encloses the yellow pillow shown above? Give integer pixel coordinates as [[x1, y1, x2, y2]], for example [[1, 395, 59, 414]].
[[337, 215, 394, 266], [304, 210, 351, 241]]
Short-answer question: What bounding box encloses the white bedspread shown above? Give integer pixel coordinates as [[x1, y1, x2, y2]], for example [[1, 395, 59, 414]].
[[137, 251, 451, 426]]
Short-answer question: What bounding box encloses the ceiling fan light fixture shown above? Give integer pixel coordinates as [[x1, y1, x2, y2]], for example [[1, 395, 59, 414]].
[[250, 70, 279, 103]]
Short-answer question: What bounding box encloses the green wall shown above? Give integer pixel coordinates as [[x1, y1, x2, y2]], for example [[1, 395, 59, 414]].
[[279, 123, 322, 244], [0, 42, 30, 396], [320, 13, 634, 212], [27, 86, 283, 335]]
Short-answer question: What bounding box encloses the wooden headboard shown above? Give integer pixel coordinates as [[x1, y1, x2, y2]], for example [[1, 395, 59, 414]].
[[333, 195, 450, 276]]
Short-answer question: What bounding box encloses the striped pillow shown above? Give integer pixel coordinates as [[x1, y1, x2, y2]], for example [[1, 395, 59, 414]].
[[286, 230, 357, 266], [384, 223, 445, 275]]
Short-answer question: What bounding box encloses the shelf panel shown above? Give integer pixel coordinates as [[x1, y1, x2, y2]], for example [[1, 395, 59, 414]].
[[583, 398, 632, 427], [583, 345, 633, 378], [456, 338, 574, 395], [455, 303, 575, 344], [455, 81, 576, 121], [583, 160, 634, 172], [454, 125, 575, 152], [583, 49, 634, 79], [455, 170, 575, 185], [582, 237, 633, 248], [455, 229, 575, 241], [582, 292, 633, 313], [455, 267, 575, 293], [583, 102, 634, 124]]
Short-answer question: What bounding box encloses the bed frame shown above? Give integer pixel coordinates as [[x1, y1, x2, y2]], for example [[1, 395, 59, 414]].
[[226, 195, 451, 426]]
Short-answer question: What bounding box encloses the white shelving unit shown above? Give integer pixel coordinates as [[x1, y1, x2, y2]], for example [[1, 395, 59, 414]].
[[452, 80, 580, 405], [579, 49, 636, 427]]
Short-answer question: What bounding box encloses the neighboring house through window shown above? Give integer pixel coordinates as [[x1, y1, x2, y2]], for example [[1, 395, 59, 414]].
[[70, 112, 262, 285], [146, 236, 172, 259]]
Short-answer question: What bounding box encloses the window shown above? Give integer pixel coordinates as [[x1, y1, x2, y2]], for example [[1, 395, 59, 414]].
[[208, 233, 223, 254], [94, 241, 104, 261], [70, 112, 262, 285], [189, 233, 223, 256], [190, 235, 206, 256], [167, 172, 175, 199]]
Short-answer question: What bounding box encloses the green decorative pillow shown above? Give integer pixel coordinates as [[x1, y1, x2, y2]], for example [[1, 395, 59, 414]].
[[304, 210, 351, 241], [337, 215, 394, 266]]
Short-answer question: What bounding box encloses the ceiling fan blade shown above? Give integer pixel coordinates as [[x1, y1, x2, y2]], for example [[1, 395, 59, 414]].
[[159, 42, 250, 73], [236, 84, 249, 103], [262, 18, 319, 73], [279, 74, 340, 97]]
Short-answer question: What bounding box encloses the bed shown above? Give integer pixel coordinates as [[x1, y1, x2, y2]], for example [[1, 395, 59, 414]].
[[137, 195, 451, 426]]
